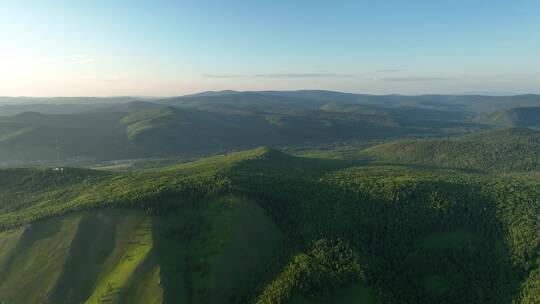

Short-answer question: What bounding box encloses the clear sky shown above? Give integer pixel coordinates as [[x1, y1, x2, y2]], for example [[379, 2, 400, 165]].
[[1, 0, 539, 96]]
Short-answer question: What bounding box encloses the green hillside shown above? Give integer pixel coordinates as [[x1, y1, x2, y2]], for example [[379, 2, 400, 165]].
[[5, 91, 540, 164], [0, 197, 281, 304], [320, 101, 467, 121], [361, 128, 540, 172], [0, 91, 539, 304], [0, 97, 483, 164], [0, 147, 538, 303], [478, 107, 540, 127]]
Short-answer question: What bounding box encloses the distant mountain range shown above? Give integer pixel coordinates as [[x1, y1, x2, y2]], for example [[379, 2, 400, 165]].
[[0, 90, 539, 164], [1, 91, 540, 303]]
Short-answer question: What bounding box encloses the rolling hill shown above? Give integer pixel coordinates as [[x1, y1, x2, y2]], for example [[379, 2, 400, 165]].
[[1, 91, 539, 165], [163, 91, 540, 114], [478, 107, 540, 127], [361, 128, 540, 172], [0, 147, 538, 303], [2, 91, 540, 303], [0, 94, 491, 164]]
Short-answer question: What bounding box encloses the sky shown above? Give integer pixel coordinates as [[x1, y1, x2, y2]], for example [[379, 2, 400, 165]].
[[1, 0, 539, 96]]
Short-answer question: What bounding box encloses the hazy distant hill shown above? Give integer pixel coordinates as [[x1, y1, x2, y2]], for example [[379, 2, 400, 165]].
[[477, 107, 540, 127], [1, 90, 539, 164], [0, 96, 147, 105], [161, 91, 505, 127], [0, 97, 151, 116], [320, 101, 468, 121], [163, 91, 331, 110], [0, 103, 113, 116], [4, 91, 540, 114], [0, 100, 425, 163]]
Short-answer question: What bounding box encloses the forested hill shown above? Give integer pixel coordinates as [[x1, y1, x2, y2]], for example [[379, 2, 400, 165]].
[[1, 91, 540, 164], [361, 128, 540, 172], [0, 147, 539, 303], [477, 107, 540, 127], [0, 95, 484, 164]]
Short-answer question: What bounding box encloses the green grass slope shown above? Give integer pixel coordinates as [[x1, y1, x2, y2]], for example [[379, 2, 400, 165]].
[[0, 196, 281, 304]]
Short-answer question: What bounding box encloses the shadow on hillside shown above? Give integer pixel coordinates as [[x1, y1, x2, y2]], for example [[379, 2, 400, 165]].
[[225, 155, 524, 303], [150, 204, 201, 304], [0, 215, 64, 285], [46, 212, 118, 304]]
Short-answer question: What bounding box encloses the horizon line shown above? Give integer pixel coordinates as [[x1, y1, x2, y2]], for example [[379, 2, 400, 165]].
[[0, 89, 537, 99]]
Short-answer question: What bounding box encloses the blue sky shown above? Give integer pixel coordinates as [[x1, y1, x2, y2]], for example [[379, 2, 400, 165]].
[[1, 0, 539, 96]]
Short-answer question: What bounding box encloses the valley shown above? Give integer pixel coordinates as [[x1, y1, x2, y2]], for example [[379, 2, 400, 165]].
[[0, 91, 539, 303]]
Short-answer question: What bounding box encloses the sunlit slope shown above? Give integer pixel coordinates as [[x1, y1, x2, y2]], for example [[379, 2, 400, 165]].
[[0, 196, 282, 304], [361, 128, 540, 172], [0, 147, 344, 231], [0, 147, 539, 303]]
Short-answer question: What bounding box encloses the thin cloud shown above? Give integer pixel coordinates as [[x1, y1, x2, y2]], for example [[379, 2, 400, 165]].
[[67, 55, 103, 64], [202, 73, 243, 78], [253, 73, 353, 78], [373, 69, 402, 73], [202, 73, 353, 78], [369, 76, 458, 82]]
